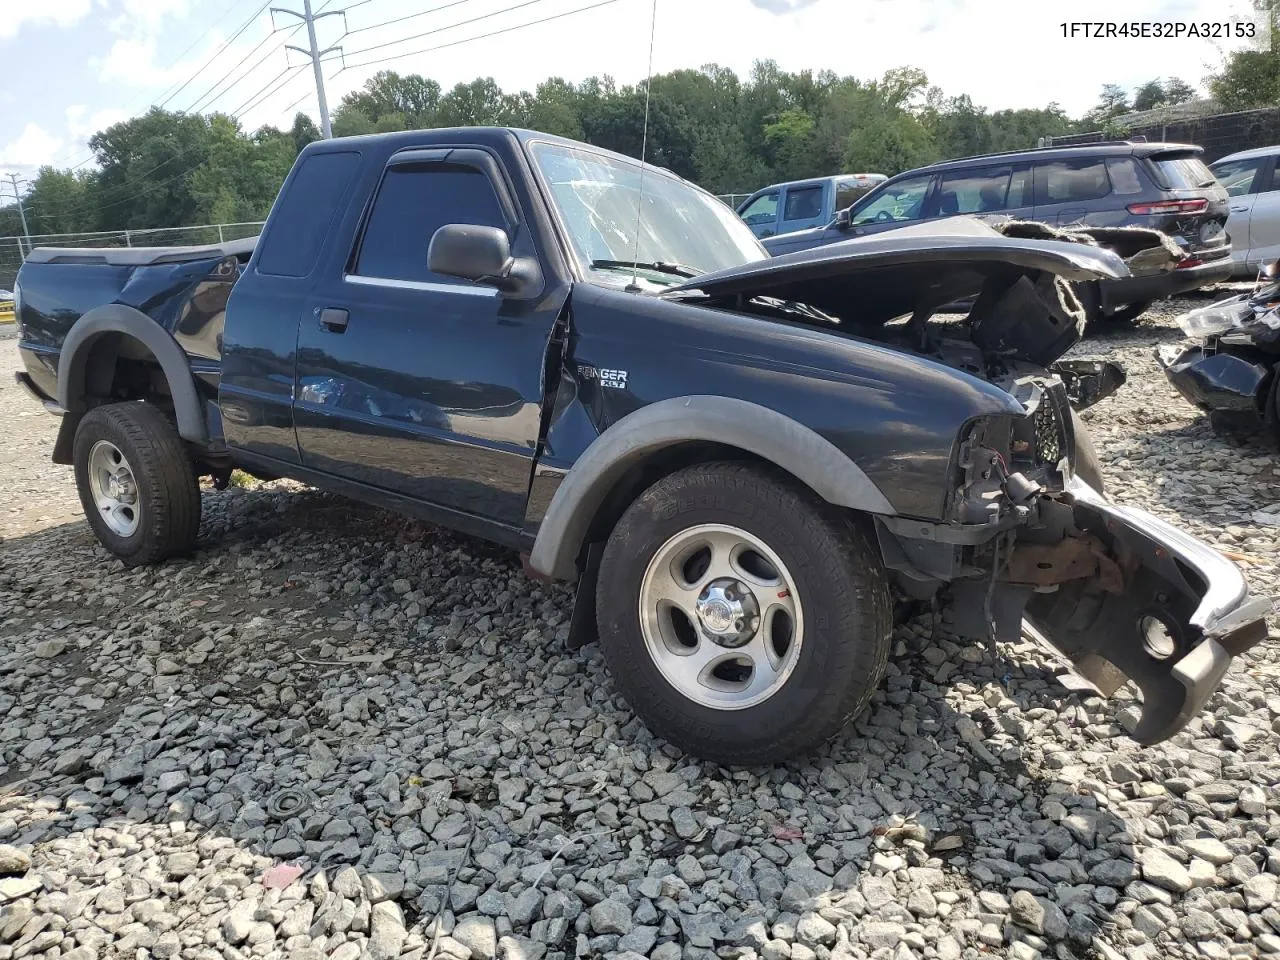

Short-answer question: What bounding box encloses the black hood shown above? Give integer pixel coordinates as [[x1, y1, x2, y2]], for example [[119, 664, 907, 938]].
[[664, 216, 1129, 325]]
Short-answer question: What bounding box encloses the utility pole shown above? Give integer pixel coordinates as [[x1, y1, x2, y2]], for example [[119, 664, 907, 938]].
[[3, 173, 31, 260], [272, 0, 343, 139]]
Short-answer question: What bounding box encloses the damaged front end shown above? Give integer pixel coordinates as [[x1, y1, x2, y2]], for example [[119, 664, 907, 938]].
[[1156, 277, 1280, 423], [881, 400, 1270, 744], [670, 217, 1271, 744]]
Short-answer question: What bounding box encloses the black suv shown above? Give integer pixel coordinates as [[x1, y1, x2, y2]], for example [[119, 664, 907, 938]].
[[765, 141, 1233, 322]]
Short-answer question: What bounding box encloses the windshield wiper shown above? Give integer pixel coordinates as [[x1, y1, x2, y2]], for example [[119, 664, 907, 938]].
[[589, 259, 703, 279]]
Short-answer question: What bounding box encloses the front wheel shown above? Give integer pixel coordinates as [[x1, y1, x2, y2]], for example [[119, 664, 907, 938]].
[[73, 402, 202, 566], [595, 462, 892, 765]]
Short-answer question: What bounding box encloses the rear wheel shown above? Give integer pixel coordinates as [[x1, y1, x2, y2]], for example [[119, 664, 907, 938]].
[[595, 462, 892, 765], [73, 402, 201, 566]]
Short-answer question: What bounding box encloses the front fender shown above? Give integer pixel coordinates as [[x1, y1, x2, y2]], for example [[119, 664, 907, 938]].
[[57, 303, 208, 444], [527, 395, 897, 580]]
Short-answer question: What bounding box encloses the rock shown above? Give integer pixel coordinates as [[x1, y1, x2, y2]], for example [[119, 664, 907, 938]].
[[1141, 848, 1193, 894], [453, 916, 498, 959], [1181, 837, 1232, 865], [1239, 785, 1267, 816], [164, 851, 198, 878], [0, 845, 31, 876], [860, 921, 905, 950], [796, 913, 836, 946], [32, 639, 66, 658], [588, 898, 632, 935], [363, 873, 405, 903], [369, 901, 407, 960]]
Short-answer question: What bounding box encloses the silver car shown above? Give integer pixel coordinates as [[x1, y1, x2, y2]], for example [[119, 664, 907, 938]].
[[1211, 146, 1280, 277]]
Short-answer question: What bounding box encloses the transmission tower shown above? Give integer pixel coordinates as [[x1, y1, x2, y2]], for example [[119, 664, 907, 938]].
[[271, 0, 344, 138]]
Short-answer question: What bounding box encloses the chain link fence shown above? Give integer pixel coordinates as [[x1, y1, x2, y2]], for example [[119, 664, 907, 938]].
[[0, 221, 265, 292]]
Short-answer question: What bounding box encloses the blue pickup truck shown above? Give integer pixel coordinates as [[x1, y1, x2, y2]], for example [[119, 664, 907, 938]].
[[735, 174, 886, 239], [11, 127, 1268, 764]]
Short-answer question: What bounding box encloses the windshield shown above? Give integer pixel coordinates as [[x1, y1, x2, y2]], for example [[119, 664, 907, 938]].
[[530, 141, 766, 285]]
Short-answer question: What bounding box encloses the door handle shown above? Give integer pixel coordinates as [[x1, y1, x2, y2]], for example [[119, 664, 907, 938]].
[[319, 308, 349, 333], [1230, 205, 1251, 213]]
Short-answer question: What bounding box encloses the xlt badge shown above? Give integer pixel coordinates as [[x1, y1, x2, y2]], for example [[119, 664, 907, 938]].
[[578, 365, 629, 389]]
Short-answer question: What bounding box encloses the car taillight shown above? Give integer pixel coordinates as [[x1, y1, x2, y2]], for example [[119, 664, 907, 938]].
[[1127, 199, 1209, 215], [1176, 258, 1205, 269]]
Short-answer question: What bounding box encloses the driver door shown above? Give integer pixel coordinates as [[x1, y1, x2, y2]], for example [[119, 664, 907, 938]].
[[738, 189, 781, 238]]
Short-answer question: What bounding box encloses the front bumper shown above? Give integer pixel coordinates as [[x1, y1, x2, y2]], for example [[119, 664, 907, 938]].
[[14, 371, 64, 415], [1155, 343, 1268, 413], [1026, 477, 1270, 745], [1100, 257, 1234, 310]]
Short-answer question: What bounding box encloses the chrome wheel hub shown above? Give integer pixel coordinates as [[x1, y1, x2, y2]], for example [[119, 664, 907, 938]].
[[87, 440, 141, 537], [695, 578, 760, 648], [638, 523, 803, 710]]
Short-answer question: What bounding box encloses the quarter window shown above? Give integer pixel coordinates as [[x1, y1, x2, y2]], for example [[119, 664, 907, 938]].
[[257, 151, 361, 278], [1106, 158, 1145, 196], [938, 167, 1013, 215], [355, 163, 505, 283], [1035, 159, 1112, 204]]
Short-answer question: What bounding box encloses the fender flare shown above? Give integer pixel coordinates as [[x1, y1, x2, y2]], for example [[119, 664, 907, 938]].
[[57, 303, 208, 444], [528, 395, 897, 580]]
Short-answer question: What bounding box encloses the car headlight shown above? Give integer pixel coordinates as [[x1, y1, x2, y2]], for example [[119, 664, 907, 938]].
[[1177, 299, 1254, 338]]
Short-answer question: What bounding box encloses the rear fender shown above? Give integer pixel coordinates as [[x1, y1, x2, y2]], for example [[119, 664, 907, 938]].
[[57, 304, 208, 444]]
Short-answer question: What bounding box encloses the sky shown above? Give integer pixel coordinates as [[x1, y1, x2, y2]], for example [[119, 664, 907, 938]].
[[0, 0, 1264, 179]]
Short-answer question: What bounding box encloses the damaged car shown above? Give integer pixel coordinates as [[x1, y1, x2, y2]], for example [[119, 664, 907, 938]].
[[1157, 261, 1280, 434], [12, 128, 1270, 764]]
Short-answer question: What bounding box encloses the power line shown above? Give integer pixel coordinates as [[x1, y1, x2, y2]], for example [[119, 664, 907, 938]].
[[339, 0, 623, 72], [346, 0, 476, 35], [231, 65, 309, 118], [184, 25, 301, 115], [157, 0, 276, 109], [341, 0, 551, 58]]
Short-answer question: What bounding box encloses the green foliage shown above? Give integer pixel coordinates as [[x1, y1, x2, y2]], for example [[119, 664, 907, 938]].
[[1208, 50, 1280, 110], [0, 65, 1224, 241], [1132, 78, 1199, 111]]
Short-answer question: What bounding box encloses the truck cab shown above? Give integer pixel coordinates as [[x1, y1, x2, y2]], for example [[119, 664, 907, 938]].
[[735, 174, 886, 239]]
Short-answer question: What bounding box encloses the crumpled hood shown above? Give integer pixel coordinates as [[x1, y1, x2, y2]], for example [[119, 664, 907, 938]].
[[663, 216, 1133, 366], [665, 216, 1129, 319]]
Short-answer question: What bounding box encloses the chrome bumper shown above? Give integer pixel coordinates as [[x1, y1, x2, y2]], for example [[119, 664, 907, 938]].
[[1029, 478, 1270, 744]]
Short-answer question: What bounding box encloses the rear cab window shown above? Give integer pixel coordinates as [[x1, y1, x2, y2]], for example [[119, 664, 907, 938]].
[[353, 162, 505, 284], [835, 178, 879, 211], [257, 151, 361, 277], [1034, 158, 1112, 204]]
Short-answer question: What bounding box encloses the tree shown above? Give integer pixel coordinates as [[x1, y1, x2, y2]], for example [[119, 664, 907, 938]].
[[1132, 79, 1168, 112], [1162, 78, 1197, 104], [1206, 0, 1279, 109]]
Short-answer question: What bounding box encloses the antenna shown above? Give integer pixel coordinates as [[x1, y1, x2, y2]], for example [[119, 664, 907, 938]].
[[627, 0, 659, 292]]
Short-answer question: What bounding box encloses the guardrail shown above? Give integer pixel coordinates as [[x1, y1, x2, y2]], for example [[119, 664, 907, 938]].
[[0, 299, 14, 323]]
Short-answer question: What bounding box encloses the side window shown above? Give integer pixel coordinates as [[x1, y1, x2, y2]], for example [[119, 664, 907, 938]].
[[258, 151, 361, 278], [739, 191, 779, 226], [1007, 168, 1032, 207], [1211, 158, 1266, 197], [938, 166, 1012, 215], [852, 175, 932, 225], [355, 163, 505, 283], [1035, 159, 1112, 204], [782, 185, 824, 222], [1106, 157, 1145, 196]]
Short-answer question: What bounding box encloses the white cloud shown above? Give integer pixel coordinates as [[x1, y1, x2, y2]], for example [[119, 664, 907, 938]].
[[0, 123, 66, 169], [0, 0, 94, 39]]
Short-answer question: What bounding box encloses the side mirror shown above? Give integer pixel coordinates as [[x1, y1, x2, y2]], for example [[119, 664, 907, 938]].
[[428, 224, 542, 298], [836, 208, 852, 229]]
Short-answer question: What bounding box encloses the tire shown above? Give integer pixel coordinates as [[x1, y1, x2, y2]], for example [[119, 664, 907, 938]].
[[1106, 300, 1152, 325], [1072, 409, 1105, 494], [595, 461, 892, 765], [73, 402, 201, 567]]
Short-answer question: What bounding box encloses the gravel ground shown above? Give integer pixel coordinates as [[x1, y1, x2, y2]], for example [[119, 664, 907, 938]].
[[1, 297, 1278, 960]]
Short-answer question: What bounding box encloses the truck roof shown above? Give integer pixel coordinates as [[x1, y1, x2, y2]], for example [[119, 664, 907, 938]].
[[302, 125, 696, 187]]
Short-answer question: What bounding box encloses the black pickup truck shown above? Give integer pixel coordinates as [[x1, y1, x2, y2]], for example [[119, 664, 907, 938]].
[[12, 127, 1270, 764]]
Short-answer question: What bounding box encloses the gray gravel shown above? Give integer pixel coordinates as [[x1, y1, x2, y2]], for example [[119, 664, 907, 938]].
[[1, 294, 1278, 960]]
